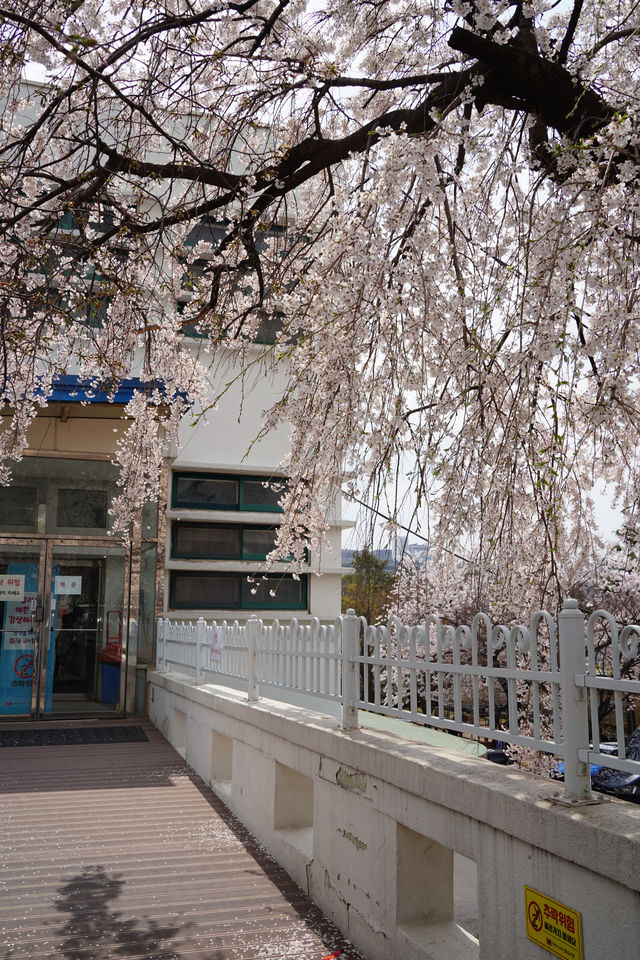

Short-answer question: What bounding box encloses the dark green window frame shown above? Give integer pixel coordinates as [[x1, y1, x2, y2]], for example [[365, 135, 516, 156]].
[[172, 472, 286, 513], [169, 571, 308, 611], [171, 521, 291, 561]]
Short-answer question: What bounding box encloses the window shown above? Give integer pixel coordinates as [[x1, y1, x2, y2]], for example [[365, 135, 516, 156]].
[[179, 220, 294, 344], [173, 475, 238, 510], [169, 472, 304, 611], [241, 575, 305, 609], [169, 572, 307, 611], [57, 489, 108, 529], [0, 458, 119, 534], [254, 312, 285, 344], [240, 479, 285, 511], [179, 303, 290, 344], [171, 573, 240, 609], [171, 522, 281, 561], [0, 487, 37, 527], [172, 472, 286, 512], [57, 202, 117, 234], [242, 527, 281, 559]]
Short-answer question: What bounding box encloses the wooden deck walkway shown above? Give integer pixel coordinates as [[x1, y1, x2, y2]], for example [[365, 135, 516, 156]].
[[0, 719, 361, 960]]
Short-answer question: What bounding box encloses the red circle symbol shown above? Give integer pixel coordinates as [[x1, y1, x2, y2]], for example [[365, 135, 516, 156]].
[[14, 654, 34, 679], [529, 901, 543, 932]]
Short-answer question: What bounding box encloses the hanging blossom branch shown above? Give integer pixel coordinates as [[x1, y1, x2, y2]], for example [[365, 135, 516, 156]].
[[0, 0, 637, 574]]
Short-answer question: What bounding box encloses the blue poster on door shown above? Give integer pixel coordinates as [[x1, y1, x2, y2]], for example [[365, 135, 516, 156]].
[[0, 563, 38, 714]]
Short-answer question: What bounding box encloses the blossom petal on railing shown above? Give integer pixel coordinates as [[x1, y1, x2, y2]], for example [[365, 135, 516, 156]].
[[620, 625, 640, 660], [456, 624, 472, 652], [438, 623, 455, 655], [471, 613, 493, 661], [510, 625, 532, 656], [490, 624, 511, 655]]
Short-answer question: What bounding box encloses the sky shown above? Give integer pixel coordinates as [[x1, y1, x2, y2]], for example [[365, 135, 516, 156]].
[[341, 479, 623, 555]]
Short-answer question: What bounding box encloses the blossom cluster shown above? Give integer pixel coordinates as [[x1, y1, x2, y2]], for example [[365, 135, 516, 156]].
[[0, 0, 637, 570]]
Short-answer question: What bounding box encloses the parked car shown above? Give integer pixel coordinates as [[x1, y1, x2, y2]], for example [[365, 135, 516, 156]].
[[551, 727, 640, 803]]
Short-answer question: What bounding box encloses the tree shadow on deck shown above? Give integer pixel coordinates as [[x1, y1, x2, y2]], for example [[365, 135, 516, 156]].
[[53, 865, 224, 960]]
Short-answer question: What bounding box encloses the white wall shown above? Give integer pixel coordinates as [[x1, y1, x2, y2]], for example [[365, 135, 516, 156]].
[[309, 573, 342, 618], [174, 348, 292, 469], [149, 671, 640, 960], [165, 345, 347, 621]]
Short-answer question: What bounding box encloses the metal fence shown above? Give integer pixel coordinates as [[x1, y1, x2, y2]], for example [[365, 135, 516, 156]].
[[157, 615, 342, 704], [156, 598, 640, 801]]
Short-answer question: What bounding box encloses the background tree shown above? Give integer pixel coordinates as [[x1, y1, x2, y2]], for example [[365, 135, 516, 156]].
[[571, 527, 640, 725], [341, 549, 394, 624], [0, 0, 638, 585], [389, 541, 640, 762]]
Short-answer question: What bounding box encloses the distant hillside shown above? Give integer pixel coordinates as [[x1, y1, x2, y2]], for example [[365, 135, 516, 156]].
[[342, 543, 429, 572]]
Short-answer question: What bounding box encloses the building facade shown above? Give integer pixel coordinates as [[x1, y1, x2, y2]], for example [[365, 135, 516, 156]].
[[0, 348, 348, 722]]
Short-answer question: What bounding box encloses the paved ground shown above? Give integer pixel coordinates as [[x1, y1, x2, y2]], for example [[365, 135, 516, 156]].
[[0, 719, 362, 960]]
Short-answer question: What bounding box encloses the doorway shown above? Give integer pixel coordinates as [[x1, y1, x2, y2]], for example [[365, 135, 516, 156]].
[[0, 538, 128, 719]]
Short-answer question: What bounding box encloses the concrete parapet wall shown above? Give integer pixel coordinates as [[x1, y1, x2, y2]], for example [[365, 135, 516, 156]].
[[148, 671, 640, 960]]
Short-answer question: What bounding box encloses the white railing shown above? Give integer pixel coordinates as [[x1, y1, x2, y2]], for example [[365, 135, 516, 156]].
[[157, 615, 342, 704], [353, 607, 561, 752], [584, 609, 640, 774], [155, 599, 640, 802]]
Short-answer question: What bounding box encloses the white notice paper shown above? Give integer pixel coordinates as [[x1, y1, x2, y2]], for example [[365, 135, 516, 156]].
[[0, 574, 25, 601], [54, 575, 82, 595]]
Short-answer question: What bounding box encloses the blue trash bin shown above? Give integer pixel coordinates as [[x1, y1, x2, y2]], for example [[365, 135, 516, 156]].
[[101, 663, 120, 703]]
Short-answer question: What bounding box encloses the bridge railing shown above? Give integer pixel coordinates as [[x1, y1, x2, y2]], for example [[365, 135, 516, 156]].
[[156, 599, 640, 801]]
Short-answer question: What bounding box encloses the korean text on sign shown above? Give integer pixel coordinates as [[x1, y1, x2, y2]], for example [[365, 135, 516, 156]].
[[524, 886, 583, 960]]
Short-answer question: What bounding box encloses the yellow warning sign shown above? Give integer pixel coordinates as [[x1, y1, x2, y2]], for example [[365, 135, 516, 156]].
[[524, 886, 583, 960]]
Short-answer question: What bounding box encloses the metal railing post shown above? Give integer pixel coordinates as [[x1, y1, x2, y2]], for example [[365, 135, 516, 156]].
[[247, 615, 260, 702], [558, 599, 591, 800], [342, 608, 359, 730], [195, 617, 207, 684], [156, 618, 163, 670], [163, 617, 172, 671]]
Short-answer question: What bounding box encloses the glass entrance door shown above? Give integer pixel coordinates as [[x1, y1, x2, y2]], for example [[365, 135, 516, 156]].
[[0, 539, 127, 719], [0, 542, 45, 717], [47, 543, 126, 716]]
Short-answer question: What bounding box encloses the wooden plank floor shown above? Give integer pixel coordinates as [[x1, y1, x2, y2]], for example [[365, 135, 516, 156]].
[[0, 719, 361, 960]]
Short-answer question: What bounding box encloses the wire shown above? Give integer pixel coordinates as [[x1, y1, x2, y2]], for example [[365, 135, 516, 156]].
[[342, 490, 471, 564]]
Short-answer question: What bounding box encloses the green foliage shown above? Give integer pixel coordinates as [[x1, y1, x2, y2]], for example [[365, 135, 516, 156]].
[[341, 548, 394, 623]]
